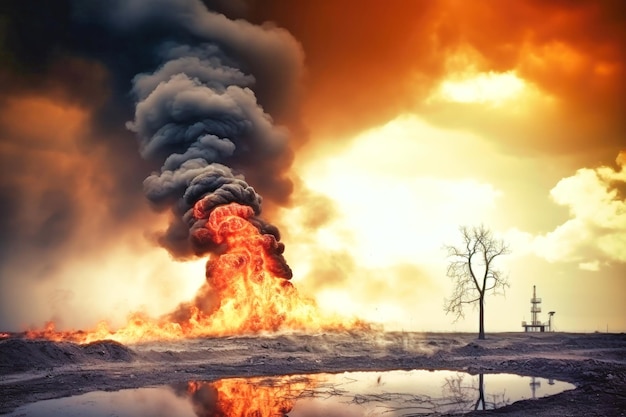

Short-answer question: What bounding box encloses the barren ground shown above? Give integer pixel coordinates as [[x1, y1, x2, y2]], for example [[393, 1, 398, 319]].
[[1, 331, 625, 416]]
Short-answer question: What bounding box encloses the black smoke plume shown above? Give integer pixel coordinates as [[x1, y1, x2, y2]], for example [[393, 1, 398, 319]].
[[0, 0, 303, 329], [94, 0, 304, 260], [130, 42, 290, 258]]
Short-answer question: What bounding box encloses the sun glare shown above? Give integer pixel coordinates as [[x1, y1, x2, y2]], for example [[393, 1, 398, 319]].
[[293, 116, 503, 269], [438, 71, 526, 105]]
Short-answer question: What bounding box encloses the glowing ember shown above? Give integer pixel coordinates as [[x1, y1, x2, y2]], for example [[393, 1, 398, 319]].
[[25, 203, 363, 344]]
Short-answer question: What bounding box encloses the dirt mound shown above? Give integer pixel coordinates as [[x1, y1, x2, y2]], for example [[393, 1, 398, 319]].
[[82, 340, 136, 362], [0, 339, 83, 372], [0, 338, 136, 374], [452, 342, 489, 356]]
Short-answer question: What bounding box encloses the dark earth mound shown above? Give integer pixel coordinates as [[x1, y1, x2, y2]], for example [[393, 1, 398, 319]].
[[0, 339, 135, 373]]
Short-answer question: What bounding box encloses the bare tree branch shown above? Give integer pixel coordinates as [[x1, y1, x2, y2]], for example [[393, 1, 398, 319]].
[[443, 225, 510, 339]]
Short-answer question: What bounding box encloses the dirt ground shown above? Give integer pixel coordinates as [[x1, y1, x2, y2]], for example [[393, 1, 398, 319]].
[[0, 331, 625, 416]]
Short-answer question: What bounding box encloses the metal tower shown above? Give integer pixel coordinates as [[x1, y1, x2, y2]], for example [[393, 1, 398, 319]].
[[531, 285, 541, 328], [522, 285, 546, 332], [529, 376, 541, 399]]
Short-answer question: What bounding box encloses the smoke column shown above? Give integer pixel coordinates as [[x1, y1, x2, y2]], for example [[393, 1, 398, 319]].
[[130, 46, 291, 277], [115, 0, 303, 274], [116, 0, 312, 331], [9, 0, 368, 341]]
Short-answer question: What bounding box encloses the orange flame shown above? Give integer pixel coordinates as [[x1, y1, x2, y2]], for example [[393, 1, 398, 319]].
[[181, 376, 317, 417], [25, 203, 364, 344]]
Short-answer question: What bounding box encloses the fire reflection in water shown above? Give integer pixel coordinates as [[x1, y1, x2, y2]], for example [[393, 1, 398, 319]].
[[4, 370, 576, 417], [173, 375, 318, 417], [166, 371, 572, 417]]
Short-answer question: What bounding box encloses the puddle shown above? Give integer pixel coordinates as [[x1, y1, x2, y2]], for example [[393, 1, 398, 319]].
[[6, 370, 575, 416]]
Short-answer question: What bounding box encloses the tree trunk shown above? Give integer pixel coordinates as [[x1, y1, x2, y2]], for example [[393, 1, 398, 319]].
[[475, 373, 486, 410], [478, 297, 485, 340]]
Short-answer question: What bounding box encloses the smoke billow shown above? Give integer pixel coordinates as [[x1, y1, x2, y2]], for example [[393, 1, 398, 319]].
[[113, 1, 303, 263], [0, 0, 306, 330], [130, 49, 282, 258]]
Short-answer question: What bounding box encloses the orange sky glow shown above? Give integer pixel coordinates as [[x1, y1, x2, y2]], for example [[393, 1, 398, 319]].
[[0, 0, 624, 336]]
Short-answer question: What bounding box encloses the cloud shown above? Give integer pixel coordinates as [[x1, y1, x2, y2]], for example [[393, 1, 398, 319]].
[[529, 152, 626, 268], [0, 96, 171, 330], [246, 0, 445, 140], [579, 261, 601, 272], [247, 0, 625, 169], [1, 0, 624, 333]]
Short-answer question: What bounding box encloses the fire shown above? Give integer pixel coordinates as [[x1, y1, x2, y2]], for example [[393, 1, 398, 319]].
[[180, 376, 317, 417], [24, 203, 363, 344]]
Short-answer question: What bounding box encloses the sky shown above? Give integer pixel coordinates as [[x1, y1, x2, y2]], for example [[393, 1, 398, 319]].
[[0, 0, 624, 335]]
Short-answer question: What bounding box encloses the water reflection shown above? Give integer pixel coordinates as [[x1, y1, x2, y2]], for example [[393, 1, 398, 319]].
[[442, 372, 510, 413], [171, 376, 317, 416], [7, 370, 575, 417]]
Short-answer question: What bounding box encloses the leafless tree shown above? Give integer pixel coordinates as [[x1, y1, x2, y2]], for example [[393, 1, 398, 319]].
[[444, 225, 510, 340], [442, 373, 510, 412]]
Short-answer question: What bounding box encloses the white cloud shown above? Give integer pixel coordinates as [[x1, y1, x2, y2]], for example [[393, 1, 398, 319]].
[[578, 261, 601, 272], [530, 152, 626, 268]]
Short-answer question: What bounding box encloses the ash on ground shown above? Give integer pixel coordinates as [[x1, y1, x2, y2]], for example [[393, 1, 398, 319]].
[[1, 332, 625, 416]]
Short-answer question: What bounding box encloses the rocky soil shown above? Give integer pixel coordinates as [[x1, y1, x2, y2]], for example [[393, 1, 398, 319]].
[[1, 331, 625, 416]]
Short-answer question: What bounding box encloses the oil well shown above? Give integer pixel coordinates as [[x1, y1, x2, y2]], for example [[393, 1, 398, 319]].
[[521, 285, 555, 332]]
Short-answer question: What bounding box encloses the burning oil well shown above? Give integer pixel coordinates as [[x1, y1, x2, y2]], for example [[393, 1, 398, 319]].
[[20, 0, 364, 345]]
